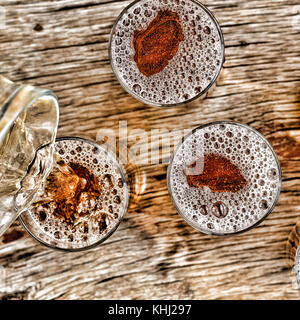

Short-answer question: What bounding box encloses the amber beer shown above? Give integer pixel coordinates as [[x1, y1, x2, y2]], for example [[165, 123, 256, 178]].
[[167, 122, 281, 235], [19, 137, 128, 251], [109, 0, 224, 106]]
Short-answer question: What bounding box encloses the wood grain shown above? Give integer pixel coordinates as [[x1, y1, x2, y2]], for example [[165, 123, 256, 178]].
[[0, 0, 299, 300]]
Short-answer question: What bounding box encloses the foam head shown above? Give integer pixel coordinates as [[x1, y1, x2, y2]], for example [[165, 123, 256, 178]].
[[110, 0, 224, 106], [20, 137, 128, 251], [167, 122, 281, 235]]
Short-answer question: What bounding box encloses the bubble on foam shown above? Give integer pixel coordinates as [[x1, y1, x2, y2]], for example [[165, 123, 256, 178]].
[[169, 123, 281, 234], [110, 0, 223, 105], [22, 139, 128, 250]]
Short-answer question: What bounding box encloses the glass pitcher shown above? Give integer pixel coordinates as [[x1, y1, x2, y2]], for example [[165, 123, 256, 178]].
[[0, 75, 59, 236]]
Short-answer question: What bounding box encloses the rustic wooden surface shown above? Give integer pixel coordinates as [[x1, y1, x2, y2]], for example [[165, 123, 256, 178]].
[[0, 0, 299, 300]]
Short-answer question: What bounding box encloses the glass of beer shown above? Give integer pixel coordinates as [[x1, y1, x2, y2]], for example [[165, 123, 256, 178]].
[[286, 221, 300, 289], [109, 0, 225, 107], [294, 246, 300, 288], [0, 75, 59, 237], [167, 121, 282, 235], [19, 137, 129, 251]]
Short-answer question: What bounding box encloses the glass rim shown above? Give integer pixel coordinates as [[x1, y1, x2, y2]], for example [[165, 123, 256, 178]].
[[294, 245, 300, 288], [19, 136, 129, 252], [167, 120, 282, 236], [0, 86, 59, 146], [108, 0, 225, 107]]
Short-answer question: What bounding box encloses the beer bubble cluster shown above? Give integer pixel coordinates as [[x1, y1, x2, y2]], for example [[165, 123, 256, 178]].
[[168, 123, 281, 235], [110, 0, 223, 105], [21, 139, 128, 250]]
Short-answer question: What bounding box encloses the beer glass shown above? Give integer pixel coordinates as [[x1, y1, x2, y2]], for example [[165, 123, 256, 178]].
[[294, 247, 300, 288], [286, 221, 300, 289], [167, 121, 282, 235], [109, 0, 225, 107], [0, 75, 59, 236], [19, 137, 129, 252]]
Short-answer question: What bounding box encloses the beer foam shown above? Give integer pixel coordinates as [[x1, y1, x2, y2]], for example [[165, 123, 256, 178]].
[[168, 122, 281, 235], [20, 138, 128, 250], [110, 0, 224, 106]]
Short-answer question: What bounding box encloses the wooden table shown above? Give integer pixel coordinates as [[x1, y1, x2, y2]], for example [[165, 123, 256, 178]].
[[0, 0, 299, 300]]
